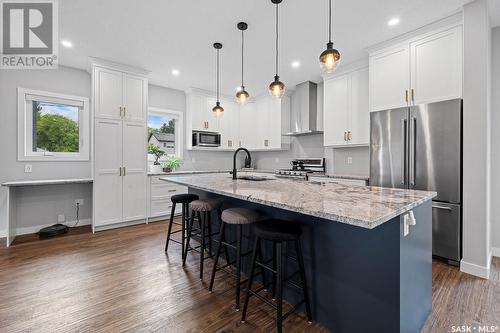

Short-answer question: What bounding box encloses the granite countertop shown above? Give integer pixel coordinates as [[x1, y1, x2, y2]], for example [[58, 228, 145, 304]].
[[148, 169, 275, 176], [1, 178, 93, 187], [160, 172, 436, 229]]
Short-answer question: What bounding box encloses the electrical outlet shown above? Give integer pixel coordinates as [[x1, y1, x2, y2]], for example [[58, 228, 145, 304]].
[[58, 214, 65, 223], [24, 164, 32, 173], [75, 199, 84, 206], [346, 157, 353, 165]]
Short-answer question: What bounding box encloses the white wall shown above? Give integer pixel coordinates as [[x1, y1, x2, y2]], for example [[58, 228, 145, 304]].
[[461, 0, 492, 278], [0, 66, 92, 236], [491, 26, 500, 254]]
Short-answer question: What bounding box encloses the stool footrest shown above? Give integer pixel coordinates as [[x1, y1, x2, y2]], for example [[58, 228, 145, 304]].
[[255, 261, 277, 274]]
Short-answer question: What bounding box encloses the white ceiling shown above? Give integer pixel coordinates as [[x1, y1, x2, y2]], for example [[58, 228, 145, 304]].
[[59, 0, 474, 96]]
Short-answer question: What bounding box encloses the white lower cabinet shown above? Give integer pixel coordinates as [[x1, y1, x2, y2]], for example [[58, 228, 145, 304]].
[[147, 176, 187, 219], [323, 67, 369, 147]]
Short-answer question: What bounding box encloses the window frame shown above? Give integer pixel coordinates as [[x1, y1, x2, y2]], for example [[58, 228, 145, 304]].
[[17, 87, 90, 161], [147, 107, 184, 161]]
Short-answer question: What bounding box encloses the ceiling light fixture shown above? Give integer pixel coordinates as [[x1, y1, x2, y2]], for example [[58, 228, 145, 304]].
[[171, 69, 180, 76], [319, 0, 341, 73], [61, 39, 73, 48], [212, 42, 224, 116], [236, 22, 250, 105], [269, 0, 285, 99], [291, 60, 300, 68], [387, 17, 400, 27]]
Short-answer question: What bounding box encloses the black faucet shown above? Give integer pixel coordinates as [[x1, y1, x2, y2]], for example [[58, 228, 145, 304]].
[[232, 147, 251, 180]]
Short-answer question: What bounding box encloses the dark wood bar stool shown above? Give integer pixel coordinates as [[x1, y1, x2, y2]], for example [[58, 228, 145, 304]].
[[241, 219, 312, 333], [164, 193, 199, 260], [183, 198, 222, 280], [208, 208, 263, 311]]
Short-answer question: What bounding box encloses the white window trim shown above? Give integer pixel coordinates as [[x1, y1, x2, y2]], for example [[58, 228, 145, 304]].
[[147, 107, 184, 160], [17, 87, 90, 161]]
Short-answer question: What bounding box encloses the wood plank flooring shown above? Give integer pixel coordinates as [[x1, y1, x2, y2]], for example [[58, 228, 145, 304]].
[[0, 219, 499, 333]]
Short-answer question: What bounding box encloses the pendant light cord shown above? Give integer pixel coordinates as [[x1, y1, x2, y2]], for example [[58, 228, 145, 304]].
[[328, 0, 332, 43], [241, 29, 244, 87], [216, 48, 220, 102], [275, 2, 279, 77]]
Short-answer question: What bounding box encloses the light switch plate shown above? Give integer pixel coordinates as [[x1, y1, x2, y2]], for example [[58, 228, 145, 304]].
[[346, 157, 353, 165], [24, 164, 32, 173]]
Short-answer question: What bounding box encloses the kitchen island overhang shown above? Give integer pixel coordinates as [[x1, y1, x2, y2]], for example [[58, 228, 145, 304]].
[[161, 172, 436, 333]]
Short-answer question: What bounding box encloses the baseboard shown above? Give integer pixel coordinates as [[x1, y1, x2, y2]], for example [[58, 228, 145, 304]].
[[460, 259, 491, 279], [15, 219, 91, 236], [94, 219, 146, 232], [492, 247, 500, 258]]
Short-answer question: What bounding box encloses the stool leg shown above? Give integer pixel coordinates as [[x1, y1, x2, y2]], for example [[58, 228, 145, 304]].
[[257, 241, 268, 290], [218, 208, 231, 265], [272, 240, 277, 300], [181, 203, 187, 261], [295, 238, 313, 323], [164, 202, 177, 252], [276, 241, 283, 333], [199, 211, 206, 280], [241, 236, 260, 323], [207, 211, 213, 255], [235, 224, 243, 310], [183, 210, 195, 267], [209, 221, 226, 292]]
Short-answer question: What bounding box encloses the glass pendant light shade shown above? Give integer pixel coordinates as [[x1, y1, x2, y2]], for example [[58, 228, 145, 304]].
[[320, 0, 341, 73], [319, 42, 341, 73], [212, 101, 224, 115], [269, 76, 285, 98], [236, 87, 250, 105]]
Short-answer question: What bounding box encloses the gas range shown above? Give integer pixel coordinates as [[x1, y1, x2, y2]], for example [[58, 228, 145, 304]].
[[275, 158, 325, 180]]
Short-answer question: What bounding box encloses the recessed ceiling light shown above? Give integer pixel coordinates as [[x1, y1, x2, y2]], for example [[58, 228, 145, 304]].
[[171, 69, 180, 76], [291, 61, 301, 68], [61, 39, 73, 48], [387, 17, 400, 27]]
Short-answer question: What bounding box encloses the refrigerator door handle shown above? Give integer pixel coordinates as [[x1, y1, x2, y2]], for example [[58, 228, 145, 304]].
[[410, 116, 417, 187], [401, 119, 407, 185], [432, 204, 453, 211]]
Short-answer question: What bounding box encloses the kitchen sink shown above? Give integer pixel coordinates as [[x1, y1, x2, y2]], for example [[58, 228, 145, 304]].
[[236, 175, 272, 181]]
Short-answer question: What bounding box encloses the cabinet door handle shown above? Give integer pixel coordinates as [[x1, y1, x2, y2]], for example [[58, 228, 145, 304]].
[[123, 167, 126, 176], [119, 167, 122, 176], [348, 131, 352, 141], [264, 139, 269, 147], [123, 107, 126, 117], [411, 89, 415, 103], [343, 131, 347, 142], [228, 140, 232, 147], [119, 106, 123, 117], [405, 90, 409, 103]]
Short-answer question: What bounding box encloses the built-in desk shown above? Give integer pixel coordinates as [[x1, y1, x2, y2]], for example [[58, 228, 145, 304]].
[[1, 178, 93, 247]]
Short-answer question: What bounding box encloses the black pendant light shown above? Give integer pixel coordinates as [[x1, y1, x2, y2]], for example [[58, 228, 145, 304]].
[[212, 42, 224, 115], [236, 22, 250, 105], [269, 0, 285, 99], [319, 0, 341, 73]]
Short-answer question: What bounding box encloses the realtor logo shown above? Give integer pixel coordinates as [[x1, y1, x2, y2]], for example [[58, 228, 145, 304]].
[[1, 0, 58, 69]]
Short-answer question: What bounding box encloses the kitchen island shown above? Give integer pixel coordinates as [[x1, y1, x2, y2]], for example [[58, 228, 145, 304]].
[[161, 172, 436, 333]]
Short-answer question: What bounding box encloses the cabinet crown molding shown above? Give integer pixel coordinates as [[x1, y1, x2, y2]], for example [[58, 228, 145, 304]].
[[88, 57, 150, 77]]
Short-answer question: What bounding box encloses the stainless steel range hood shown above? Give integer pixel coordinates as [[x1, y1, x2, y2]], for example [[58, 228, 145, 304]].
[[284, 81, 323, 136]]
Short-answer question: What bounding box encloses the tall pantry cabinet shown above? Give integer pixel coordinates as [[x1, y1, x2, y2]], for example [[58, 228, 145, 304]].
[[91, 60, 149, 230]]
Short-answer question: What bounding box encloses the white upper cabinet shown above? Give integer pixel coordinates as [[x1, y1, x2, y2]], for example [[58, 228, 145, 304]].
[[369, 45, 410, 112], [217, 98, 239, 149], [323, 67, 369, 147], [369, 24, 463, 111], [123, 73, 147, 123], [239, 102, 256, 149], [95, 67, 123, 120], [410, 26, 463, 105], [324, 74, 349, 146], [94, 66, 147, 122], [349, 67, 370, 145]]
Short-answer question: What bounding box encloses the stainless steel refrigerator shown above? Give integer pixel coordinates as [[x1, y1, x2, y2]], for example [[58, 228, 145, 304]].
[[369, 99, 462, 264]]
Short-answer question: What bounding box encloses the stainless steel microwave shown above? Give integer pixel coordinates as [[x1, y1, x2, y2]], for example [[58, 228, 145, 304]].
[[192, 131, 221, 147]]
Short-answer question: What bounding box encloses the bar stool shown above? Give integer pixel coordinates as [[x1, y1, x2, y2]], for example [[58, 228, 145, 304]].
[[241, 219, 312, 333], [208, 208, 263, 311], [164, 193, 199, 260], [183, 198, 222, 280]]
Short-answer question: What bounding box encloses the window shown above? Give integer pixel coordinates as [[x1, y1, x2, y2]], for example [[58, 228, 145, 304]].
[[18, 88, 89, 161], [147, 107, 183, 160]]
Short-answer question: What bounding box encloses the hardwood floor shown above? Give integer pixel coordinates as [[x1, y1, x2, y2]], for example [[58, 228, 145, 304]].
[[0, 220, 498, 333]]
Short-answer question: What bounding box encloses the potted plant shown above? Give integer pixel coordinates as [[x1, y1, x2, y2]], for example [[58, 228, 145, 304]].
[[162, 156, 182, 173], [148, 144, 165, 173]]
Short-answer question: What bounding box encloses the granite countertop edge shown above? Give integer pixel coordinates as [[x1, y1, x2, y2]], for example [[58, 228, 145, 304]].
[[160, 176, 436, 229]]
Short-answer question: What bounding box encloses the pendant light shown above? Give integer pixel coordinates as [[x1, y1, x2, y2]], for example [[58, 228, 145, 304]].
[[236, 22, 250, 105], [212, 42, 224, 115], [319, 0, 341, 73], [269, 0, 285, 99]]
